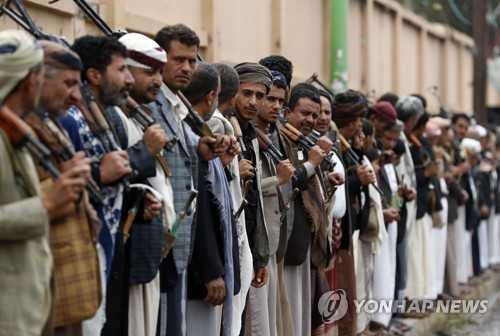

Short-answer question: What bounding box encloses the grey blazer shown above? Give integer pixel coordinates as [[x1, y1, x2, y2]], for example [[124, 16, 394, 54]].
[[149, 91, 199, 274]]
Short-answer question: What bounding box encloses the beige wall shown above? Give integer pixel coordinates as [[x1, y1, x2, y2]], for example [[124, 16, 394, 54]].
[[1, 0, 498, 114]]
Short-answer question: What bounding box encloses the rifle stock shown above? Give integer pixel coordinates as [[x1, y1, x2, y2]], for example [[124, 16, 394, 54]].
[[0, 105, 60, 178]]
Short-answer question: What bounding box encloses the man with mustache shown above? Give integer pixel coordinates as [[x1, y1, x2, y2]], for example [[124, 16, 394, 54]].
[[279, 84, 333, 335], [35, 40, 101, 336], [332, 90, 373, 335], [0, 29, 90, 336], [72, 35, 162, 336], [117, 32, 173, 336], [152, 24, 224, 336]]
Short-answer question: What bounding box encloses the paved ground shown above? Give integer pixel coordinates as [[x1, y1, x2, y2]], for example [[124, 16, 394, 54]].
[[437, 291, 500, 336], [402, 270, 500, 336]]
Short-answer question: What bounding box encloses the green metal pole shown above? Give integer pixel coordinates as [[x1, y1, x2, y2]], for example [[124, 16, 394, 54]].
[[330, 0, 349, 93]]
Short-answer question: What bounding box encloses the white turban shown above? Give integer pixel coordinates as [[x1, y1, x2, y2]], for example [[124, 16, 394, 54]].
[[118, 33, 166, 70], [0, 30, 43, 100], [475, 125, 487, 138], [460, 138, 481, 154]]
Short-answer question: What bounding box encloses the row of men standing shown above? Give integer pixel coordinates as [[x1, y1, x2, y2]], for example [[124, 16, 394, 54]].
[[0, 21, 499, 336], [0, 24, 346, 336]]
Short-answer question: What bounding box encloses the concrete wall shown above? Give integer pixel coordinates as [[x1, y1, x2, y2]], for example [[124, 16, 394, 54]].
[[1, 0, 498, 115]]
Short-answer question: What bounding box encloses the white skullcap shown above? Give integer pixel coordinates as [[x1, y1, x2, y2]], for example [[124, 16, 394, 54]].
[[475, 125, 487, 138], [118, 33, 166, 70], [460, 138, 481, 154], [0, 29, 43, 100]]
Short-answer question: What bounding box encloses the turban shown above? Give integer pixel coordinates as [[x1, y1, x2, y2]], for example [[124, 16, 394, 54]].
[[429, 116, 451, 129], [475, 125, 487, 138], [0, 29, 43, 100], [118, 33, 166, 70], [40, 40, 82, 72], [270, 70, 286, 87], [331, 90, 367, 128], [460, 138, 481, 154], [234, 62, 273, 94], [395, 96, 424, 121], [369, 101, 397, 123], [425, 122, 442, 138]]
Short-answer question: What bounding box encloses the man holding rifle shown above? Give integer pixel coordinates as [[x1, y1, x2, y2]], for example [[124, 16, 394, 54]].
[[72, 35, 163, 336], [278, 83, 337, 335], [249, 69, 295, 335], [37, 40, 102, 336], [117, 32, 174, 336], [181, 62, 240, 336], [207, 62, 253, 335], [0, 29, 90, 336], [152, 24, 228, 336]]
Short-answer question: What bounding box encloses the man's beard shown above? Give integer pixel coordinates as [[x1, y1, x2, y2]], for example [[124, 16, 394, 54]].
[[101, 77, 128, 107]]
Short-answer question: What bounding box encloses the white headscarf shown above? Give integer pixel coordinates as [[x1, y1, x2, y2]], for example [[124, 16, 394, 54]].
[[118, 33, 166, 70], [0, 30, 43, 100]]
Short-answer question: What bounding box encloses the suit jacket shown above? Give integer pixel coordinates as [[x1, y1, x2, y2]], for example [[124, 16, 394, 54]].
[[0, 129, 53, 336], [149, 86, 199, 274], [107, 106, 164, 285], [260, 149, 285, 256], [188, 159, 241, 299]]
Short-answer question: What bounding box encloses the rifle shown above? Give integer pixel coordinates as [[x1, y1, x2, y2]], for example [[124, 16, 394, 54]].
[[125, 96, 179, 152], [278, 121, 336, 168], [254, 127, 284, 165], [229, 115, 248, 158], [124, 97, 179, 177], [23, 110, 104, 204], [122, 187, 146, 244], [177, 91, 215, 138], [0, 105, 60, 179], [233, 180, 252, 225], [305, 73, 334, 96], [338, 132, 384, 196]]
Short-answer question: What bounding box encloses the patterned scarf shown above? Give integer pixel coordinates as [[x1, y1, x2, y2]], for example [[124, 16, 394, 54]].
[[279, 130, 329, 272], [67, 105, 124, 280]]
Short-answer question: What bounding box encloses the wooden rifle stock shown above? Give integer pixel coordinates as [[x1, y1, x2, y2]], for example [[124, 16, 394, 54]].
[[80, 85, 121, 153], [123, 187, 146, 244], [0, 106, 60, 178], [254, 127, 284, 165], [338, 133, 360, 164], [24, 111, 104, 204], [278, 123, 335, 167], [407, 133, 422, 148], [124, 97, 178, 177], [229, 116, 248, 157]]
